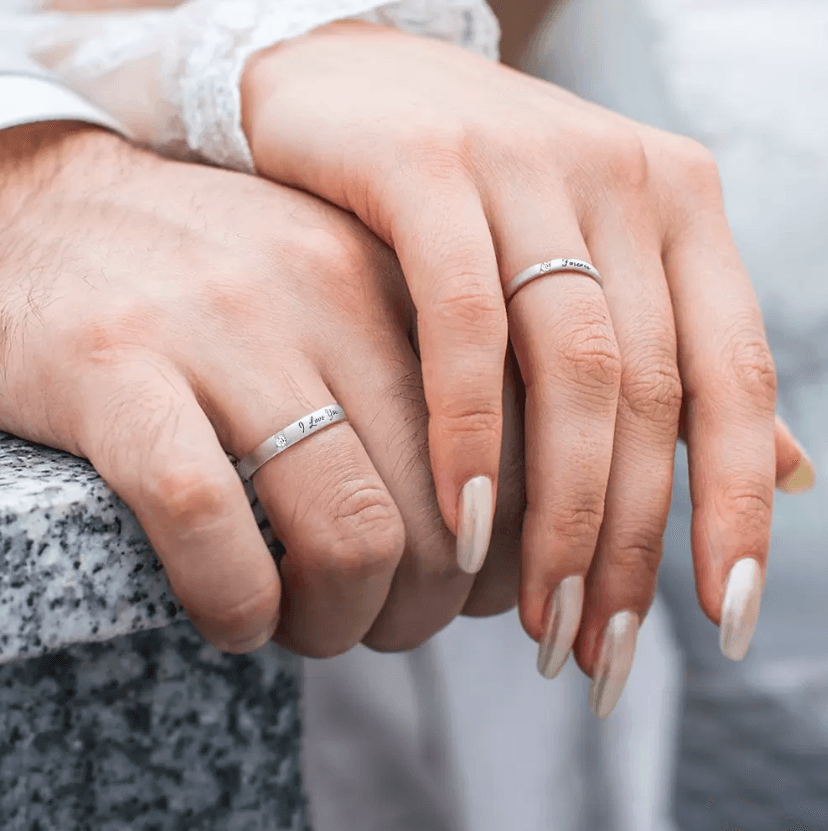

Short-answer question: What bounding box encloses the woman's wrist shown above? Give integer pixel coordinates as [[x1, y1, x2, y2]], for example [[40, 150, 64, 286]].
[[240, 20, 380, 159]]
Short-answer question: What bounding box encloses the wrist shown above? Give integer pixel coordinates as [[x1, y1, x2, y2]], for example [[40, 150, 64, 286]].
[[240, 20, 387, 161], [0, 121, 128, 212]]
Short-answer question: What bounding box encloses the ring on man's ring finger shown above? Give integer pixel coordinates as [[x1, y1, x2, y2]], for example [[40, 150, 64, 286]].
[[503, 258, 603, 302], [235, 404, 347, 482]]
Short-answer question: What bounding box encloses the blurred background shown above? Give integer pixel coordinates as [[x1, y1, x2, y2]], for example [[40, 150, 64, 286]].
[[531, 0, 828, 827]]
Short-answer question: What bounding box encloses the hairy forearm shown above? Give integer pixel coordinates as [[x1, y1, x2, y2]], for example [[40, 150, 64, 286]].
[[0, 122, 111, 215], [488, 0, 558, 67]]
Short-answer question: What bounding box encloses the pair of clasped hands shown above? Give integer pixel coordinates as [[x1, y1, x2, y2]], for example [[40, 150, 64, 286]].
[[0, 22, 815, 718]]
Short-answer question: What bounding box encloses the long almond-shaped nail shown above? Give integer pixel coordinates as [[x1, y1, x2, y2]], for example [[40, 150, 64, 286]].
[[720, 558, 764, 661], [779, 455, 816, 494], [589, 611, 639, 719], [456, 476, 494, 574], [775, 417, 816, 494], [537, 576, 584, 679]]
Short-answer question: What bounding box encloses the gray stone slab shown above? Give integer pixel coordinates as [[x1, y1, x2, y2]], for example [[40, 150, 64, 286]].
[[0, 433, 308, 829], [0, 432, 182, 663], [0, 620, 309, 831]]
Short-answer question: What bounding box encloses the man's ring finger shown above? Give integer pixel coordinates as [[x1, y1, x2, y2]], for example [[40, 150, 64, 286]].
[[236, 404, 347, 481]]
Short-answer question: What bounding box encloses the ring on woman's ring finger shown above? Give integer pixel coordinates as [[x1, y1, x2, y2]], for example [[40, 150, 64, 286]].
[[504, 258, 603, 302], [235, 404, 347, 482]]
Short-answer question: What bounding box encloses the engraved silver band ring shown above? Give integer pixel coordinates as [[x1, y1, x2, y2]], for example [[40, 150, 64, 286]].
[[503, 258, 603, 302], [236, 404, 347, 482]]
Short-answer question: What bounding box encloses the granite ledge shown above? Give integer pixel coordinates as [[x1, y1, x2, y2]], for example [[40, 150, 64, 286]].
[[0, 432, 184, 664]]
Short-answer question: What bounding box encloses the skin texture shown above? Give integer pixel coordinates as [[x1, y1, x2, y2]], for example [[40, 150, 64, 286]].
[[240, 22, 805, 677], [0, 121, 809, 677], [0, 122, 529, 657]]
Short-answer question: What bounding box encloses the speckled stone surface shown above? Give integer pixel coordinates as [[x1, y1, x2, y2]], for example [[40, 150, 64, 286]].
[[0, 432, 183, 664], [0, 432, 309, 830], [0, 622, 309, 831]]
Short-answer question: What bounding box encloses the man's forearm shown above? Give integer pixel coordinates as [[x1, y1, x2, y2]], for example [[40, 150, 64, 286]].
[[488, 0, 558, 67], [0, 122, 121, 219]]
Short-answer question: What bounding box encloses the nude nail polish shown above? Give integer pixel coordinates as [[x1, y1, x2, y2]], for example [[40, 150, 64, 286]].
[[537, 576, 584, 679], [589, 611, 639, 719], [720, 558, 764, 661], [456, 476, 494, 574], [779, 456, 816, 494]]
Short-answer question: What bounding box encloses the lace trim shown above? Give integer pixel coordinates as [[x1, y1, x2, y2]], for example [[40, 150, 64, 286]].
[[16, 0, 498, 169], [175, 0, 500, 172]]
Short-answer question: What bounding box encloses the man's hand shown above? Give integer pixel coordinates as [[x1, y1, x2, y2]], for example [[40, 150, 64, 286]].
[[0, 121, 532, 657]]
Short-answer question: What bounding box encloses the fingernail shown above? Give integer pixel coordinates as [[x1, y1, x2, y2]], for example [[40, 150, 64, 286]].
[[215, 632, 269, 654], [720, 557, 764, 661], [779, 455, 816, 494], [217, 617, 278, 654], [456, 476, 494, 574], [537, 575, 584, 679], [589, 611, 639, 719]]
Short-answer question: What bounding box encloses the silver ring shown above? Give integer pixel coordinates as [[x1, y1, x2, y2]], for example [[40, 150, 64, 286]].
[[236, 404, 347, 482], [503, 258, 603, 302]]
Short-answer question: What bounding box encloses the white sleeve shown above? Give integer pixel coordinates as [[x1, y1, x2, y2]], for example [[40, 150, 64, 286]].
[[2, 0, 500, 172], [0, 45, 124, 136]]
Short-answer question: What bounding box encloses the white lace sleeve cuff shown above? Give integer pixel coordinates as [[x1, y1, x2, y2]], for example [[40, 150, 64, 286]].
[[20, 0, 500, 173], [174, 1, 500, 172]]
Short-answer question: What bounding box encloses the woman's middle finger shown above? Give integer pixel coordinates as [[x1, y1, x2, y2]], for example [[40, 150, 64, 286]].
[[494, 198, 622, 681], [330, 319, 479, 652]]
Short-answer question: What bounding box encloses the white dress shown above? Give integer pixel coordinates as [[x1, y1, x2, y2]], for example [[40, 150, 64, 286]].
[[0, 2, 685, 829]]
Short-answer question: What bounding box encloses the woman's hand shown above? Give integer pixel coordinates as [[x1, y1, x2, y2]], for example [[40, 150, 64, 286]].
[[0, 121, 533, 658], [241, 22, 815, 710]]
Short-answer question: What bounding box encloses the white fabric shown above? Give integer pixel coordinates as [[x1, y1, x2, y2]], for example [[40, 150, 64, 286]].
[[0, 0, 499, 168], [303, 599, 683, 831], [0, 73, 122, 134]]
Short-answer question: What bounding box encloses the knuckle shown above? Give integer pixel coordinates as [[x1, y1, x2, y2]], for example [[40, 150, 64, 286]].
[[604, 128, 650, 191], [303, 224, 365, 275], [552, 318, 622, 394], [719, 476, 774, 526], [549, 500, 605, 543], [199, 275, 266, 333], [725, 335, 778, 406], [146, 468, 235, 534], [324, 480, 405, 579], [401, 117, 471, 178], [621, 360, 683, 423], [607, 535, 664, 583], [71, 310, 156, 363], [668, 137, 722, 197], [433, 403, 501, 444], [430, 283, 508, 338], [299, 226, 388, 312]]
